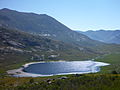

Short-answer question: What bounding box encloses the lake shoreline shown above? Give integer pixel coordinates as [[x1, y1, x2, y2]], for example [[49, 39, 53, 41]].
[[7, 60, 69, 77], [7, 60, 110, 77]]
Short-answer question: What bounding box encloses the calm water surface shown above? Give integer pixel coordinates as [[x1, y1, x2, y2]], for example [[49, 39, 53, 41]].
[[23, 61, 109, 75]]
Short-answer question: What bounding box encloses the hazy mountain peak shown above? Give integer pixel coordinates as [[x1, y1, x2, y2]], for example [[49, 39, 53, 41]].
[[0, 8, 18, 12], [1, 8, 10, 11], [78, 30, 120, 44]]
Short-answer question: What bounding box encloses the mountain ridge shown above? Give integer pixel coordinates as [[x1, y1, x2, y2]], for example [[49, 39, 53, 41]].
[[78, 30, 120, 44]]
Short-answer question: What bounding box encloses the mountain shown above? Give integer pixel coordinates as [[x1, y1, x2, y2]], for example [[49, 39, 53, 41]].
[[0, 8, 120, 57], [0, 8, 104, 48], [78, 30, 120, 44]]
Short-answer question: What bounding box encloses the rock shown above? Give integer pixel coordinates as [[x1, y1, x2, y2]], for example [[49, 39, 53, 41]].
[[7, 40, 24, 48], [49, 54, 60, 58], [46, 79, 53, 84], [58, 76, 68, 79]]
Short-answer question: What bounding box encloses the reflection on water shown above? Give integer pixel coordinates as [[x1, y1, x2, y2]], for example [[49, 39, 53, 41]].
[[23, 61, 109, 75]]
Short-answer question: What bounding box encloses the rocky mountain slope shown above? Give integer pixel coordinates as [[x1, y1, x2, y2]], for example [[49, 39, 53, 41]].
[[0, 8, 103, 48]]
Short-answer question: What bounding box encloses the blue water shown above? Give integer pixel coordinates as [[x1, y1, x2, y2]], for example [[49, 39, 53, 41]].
[[23, 61, 108, 75]]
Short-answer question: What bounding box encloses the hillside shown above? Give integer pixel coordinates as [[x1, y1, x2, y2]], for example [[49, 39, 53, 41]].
[[96, 53, 120, 74], [78, 30, 120, 44], [0, 8, 104, 48]]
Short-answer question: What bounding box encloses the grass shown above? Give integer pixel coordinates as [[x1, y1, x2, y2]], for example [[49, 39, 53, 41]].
[[0, 74, 120, 90], [96, 53, 120, 74]]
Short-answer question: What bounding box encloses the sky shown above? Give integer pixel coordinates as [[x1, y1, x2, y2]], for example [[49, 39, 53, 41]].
[[0, 0, 120, 31]]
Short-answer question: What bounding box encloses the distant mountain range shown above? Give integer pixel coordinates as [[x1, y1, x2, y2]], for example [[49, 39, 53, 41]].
[[78, 30, 120, 44]]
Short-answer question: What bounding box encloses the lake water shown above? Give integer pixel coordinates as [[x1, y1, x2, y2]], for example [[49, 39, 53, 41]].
[[23, 61, 109, 76]]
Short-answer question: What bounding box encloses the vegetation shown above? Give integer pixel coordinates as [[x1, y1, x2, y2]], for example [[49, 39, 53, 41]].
[[96, 53, 120, 74], [0, 53, 120, 90], [0, 74, 120, 90]]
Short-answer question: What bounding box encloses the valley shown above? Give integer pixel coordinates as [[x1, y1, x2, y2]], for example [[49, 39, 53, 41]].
[[0, 8, 120, 90]]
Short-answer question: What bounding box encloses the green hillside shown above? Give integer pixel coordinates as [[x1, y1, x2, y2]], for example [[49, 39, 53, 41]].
[[96, 53, 120, 74]]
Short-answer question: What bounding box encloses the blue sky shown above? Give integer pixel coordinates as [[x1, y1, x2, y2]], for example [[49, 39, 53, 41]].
[[0, 0, 120, 31]]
